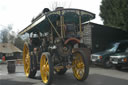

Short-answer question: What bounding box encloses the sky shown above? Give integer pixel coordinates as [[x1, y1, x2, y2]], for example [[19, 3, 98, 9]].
[[0, 0, 102, 33]]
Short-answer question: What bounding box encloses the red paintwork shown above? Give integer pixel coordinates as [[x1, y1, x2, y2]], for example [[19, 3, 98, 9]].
[[64, 38, 80, 45]]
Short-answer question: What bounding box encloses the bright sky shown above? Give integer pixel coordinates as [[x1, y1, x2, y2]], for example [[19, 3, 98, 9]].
[[0, 0, 102, 33]]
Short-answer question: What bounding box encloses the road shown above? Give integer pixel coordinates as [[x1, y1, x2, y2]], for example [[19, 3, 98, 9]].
[[0, 64, 128, 85]]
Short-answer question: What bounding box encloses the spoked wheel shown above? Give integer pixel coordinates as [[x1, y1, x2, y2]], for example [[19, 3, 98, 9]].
[[23, 42, 37, 78], [40, 52, 53, 85], [72, 50, 89, 81]]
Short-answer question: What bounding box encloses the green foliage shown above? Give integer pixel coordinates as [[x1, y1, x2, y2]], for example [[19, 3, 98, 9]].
[[100, 0, 128, 31], [0, 25, 13, 43], [0, 25, 25, 50], [0, 29, 8, 43]]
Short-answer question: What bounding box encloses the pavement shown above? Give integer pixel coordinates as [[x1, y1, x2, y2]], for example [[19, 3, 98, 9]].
[[0, 64, 128, 85]]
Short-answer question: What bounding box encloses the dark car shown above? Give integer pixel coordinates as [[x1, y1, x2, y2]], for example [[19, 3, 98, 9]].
[[91, 40, 128, 68], [110, 48, 128, 70]]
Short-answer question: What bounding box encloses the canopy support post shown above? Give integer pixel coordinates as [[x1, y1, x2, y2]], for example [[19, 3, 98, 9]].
[[62, 16, 65, 38], [46, 16, 61, 39], [79, 15, 82, 37], [60, 15, 63, 38]]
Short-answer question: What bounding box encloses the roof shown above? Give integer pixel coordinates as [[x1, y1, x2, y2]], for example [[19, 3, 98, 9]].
[[83, 22, 125, 31], [19, 8, 95, 35], [0, 43, 22, 53]]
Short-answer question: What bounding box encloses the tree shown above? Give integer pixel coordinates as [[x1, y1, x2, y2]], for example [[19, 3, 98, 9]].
[[0, 28, 9, 43], [100, 0, 128, 31], [14, 37, 25, 50], [0, 25, 25, 50], [8, 31, 16, 44], [49, 1, 69, 11], [0, 25, 14, 43]]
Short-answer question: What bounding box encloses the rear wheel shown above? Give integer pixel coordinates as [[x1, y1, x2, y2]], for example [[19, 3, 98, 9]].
[[72, 50, 89, 81], [23, 43, 37, 78], [40, 52, 53, 85]]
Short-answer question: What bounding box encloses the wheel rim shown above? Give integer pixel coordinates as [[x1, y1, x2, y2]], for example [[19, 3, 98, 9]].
[[72, 52, 85, 80], [23, 44, 30, 77], [40, 55, 49, 84]]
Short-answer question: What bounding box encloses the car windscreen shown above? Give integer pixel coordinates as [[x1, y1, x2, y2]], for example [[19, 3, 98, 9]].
[[106, 43, 120, 52], [117, 42, 128, 52]]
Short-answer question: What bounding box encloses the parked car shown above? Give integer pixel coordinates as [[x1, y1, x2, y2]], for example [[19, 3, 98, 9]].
[[110, 48, 128, 70], [91, 40, 128, 68]]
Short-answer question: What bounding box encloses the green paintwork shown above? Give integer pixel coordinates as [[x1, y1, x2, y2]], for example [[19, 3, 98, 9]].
[[19, 8, 95, 35]]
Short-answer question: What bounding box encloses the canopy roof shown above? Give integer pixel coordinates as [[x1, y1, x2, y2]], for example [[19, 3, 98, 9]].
[[19, 8, 95, 35]]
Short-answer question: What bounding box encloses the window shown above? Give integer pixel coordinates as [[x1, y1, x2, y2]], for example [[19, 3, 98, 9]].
[[117, 42, 128, 52], [6, 53, 13, 56]]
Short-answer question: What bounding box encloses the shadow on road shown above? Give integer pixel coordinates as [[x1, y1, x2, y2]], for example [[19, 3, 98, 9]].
[[118, 69, 128, 73], [0, 79, 35, 85], [51, 73, 128, 85], [1, 70, 128, 85]]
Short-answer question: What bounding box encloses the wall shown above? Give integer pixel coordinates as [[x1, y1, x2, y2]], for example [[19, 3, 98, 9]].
[[83, 22, 128, 53]]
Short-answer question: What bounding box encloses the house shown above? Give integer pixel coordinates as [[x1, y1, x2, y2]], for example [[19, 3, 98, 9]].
[[0, 43, 22, 60], [82, 22, 128, 53]]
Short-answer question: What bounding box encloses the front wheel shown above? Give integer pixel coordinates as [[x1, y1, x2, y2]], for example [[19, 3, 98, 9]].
[[72, 50, 89, 81], [23, 43, 37, 78], [103, 58, 112, 68], [40, 52, 53, 85]]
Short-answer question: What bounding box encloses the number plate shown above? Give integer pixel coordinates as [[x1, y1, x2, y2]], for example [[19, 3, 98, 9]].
[[112, 61, 118, 64], [91, 59, 96, 62]]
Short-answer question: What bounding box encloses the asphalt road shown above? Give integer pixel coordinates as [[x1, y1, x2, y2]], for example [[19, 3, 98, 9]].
[[0, 64, 128, 85]]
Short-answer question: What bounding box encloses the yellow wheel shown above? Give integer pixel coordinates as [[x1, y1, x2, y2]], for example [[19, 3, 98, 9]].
[[23, 43, 30, 77], [40, 52, 53, 85], [23, 42, 37, 78], [72, 50, 89, 81]]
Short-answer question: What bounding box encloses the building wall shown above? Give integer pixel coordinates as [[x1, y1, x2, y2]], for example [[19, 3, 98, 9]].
[[83, 23, 92, 48], [83, 22, 128, 53], [0, 52, 22, 60]]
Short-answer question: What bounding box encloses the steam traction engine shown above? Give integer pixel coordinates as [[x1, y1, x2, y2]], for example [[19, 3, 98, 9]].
[[19, 7, 95, 85]]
